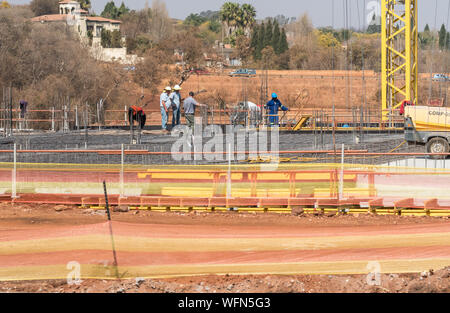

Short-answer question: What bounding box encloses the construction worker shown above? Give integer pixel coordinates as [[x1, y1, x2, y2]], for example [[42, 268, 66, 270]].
[[399, 100, 414, 115], [128, 105, 146, 129], [265, 93, 289, 126], [183, 91, 207, 131], [160, 86, 171, 131], [170, 85, 182, 129], [19, 100, 28, 119]]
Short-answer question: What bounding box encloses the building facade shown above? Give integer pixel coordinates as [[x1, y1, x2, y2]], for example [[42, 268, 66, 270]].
[[31, 1, 138, 64]]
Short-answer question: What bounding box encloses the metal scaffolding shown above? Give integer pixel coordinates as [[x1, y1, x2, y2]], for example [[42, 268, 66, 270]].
[[381, 0, 418, 122]]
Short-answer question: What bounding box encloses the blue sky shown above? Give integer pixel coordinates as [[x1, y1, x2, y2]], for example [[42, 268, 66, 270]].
[[10, 0, 450, 30]]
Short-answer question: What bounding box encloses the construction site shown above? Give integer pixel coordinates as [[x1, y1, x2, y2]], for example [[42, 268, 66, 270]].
[[1, 0, 450, 296]]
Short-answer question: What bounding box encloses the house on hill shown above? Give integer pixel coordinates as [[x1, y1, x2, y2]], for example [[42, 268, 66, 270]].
[[31, 0, 138, 64]]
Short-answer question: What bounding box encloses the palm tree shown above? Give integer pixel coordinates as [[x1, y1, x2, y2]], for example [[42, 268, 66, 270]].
[[220, 2, 240, 36], [240, 4, 256, 35]]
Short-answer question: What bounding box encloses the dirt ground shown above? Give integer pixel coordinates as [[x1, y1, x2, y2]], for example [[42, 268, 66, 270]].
[[1, 268, 449, 293], [0, 203, 449, 293]]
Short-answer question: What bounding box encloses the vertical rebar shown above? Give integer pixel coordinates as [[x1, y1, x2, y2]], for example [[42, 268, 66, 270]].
[[51, 107, 55, 132], [12, 143, 16, 198]]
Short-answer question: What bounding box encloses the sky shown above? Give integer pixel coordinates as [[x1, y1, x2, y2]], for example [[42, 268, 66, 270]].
[[10, 0, 450, 31]]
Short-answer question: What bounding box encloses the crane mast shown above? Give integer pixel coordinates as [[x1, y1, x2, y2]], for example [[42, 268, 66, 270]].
[[381, 0, 418, 123]]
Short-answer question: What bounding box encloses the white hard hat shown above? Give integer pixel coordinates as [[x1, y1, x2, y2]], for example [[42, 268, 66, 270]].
[[173, 85, 181, 91], [165, 86, 172, 91]]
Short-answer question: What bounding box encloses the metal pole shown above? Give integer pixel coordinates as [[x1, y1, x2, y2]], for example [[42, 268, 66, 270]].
[[339, 144, 344, 200], [12, 143, 16, 198], [84, 102, 88, 148], [120, 144, 124, 197], [103, 181, 119, 279]]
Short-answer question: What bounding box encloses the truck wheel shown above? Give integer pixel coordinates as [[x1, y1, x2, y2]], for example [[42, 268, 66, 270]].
[[426, 138, 450, 159]]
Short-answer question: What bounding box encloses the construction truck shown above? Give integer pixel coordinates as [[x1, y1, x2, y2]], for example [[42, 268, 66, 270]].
[[404, 105, 450, 159]]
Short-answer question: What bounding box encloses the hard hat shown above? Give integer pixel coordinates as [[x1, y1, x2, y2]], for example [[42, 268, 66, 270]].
[[272, 93, 278, 98], [165, 86, 172, 91], [173, 85, 182, 91]]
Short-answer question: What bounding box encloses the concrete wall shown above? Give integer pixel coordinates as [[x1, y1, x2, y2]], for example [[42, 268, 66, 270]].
[[90, 46, 141, 64]]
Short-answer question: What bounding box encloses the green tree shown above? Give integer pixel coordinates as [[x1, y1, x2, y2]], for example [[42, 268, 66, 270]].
[[264, 19, 273, 48], [240, 3, 256, 30], [250, 23, 260, 60], [278, 28, 288, 54], [272, 20, 280, 53], [184, 13, 207, 26], [208, 20, 221, 33], [446, 32, 450, 50], [77, 0, 91, 10], [220, 2, 256, 40], [111, 30, 122, 48], [220, 2, 240, 36], [101, 1, 128, 19], [101, 29, 112, 48], [439, 24, 447, 50], [118, 2, 129, 16], [256, 22, 265, 60], [424, 24, 430, 32], [101, 1, 118, 19]]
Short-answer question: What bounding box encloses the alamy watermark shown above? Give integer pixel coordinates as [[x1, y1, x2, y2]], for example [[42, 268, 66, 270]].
[[366, 261, 381, 286], [170, 118, 280, 171], [367, 1, 381, 26], [66, 261, 82, 286]]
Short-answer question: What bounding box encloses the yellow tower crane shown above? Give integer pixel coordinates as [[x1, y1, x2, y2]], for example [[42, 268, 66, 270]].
[[381, 0, 418, 123]]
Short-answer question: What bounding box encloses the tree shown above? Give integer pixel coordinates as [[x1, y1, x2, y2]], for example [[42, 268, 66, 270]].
[[232, 35, 252, 65], [184, 13, 207, 26], [101, 1, 129, 19], [250, 24, 260, 59], [264, 19, 273, 49], [278, 28, 288, 54], [101, 1, 118, 19], [77, 0, 91, 10], [293, 13, 314, 38], [240, 3, 256, 34], [446, 32, 450, 50], [439, 24, 447, 50], [261, 46, 276, 69], [133, 48, 165, 95], [111, 30, 122, 48], [424, 24, 430, 32], [150, 0, 172, 43], [272, 20, 280, 53], [101, 29, 112, 48], [220, 2, 256, 39], [220, 2, 240, 36], [256, 22, 265, 60], [30, 0, 59, 16]]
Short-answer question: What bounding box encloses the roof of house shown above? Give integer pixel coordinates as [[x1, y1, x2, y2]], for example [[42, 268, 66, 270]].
[[58, 0, 79, 4], [31, 14, 69, 22], [86, 16, 121, 24], [31, 14, 121, 24]]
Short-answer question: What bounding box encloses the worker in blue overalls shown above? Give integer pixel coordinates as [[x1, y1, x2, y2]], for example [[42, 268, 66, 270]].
[[265, 93, 289, 126]]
